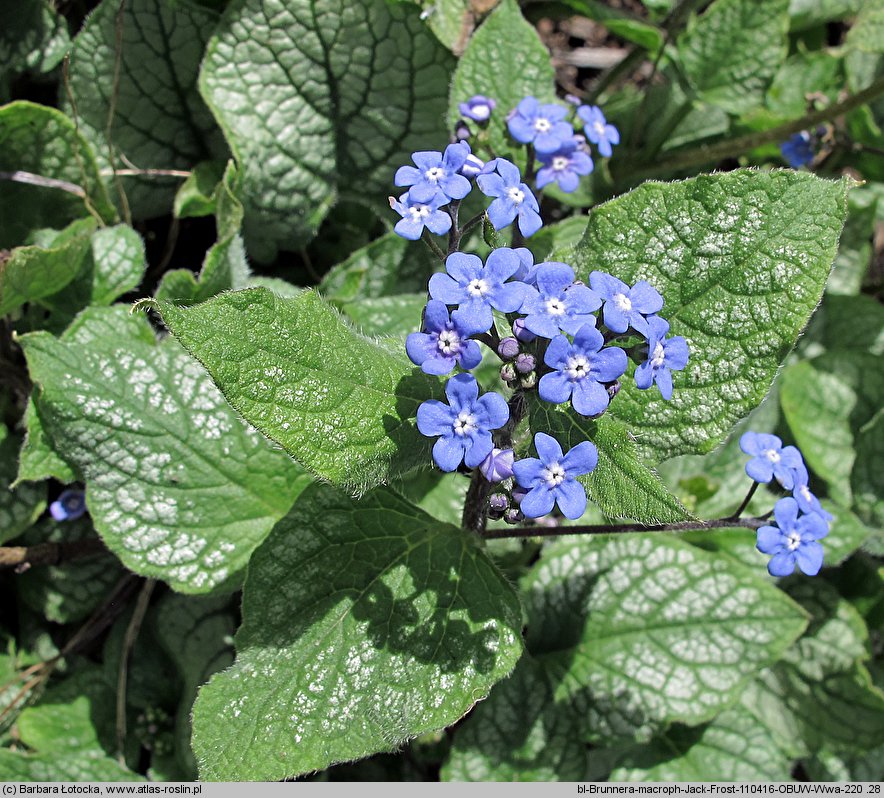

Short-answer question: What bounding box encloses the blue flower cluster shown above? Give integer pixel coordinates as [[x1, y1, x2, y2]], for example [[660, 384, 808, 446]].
[[407, 243, 688, 521], [740, 432, 833, 577], [389, 94, 621, 241]]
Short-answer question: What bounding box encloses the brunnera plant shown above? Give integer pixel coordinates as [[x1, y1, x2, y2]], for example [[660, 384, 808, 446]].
[[0, 0, 882, 784]]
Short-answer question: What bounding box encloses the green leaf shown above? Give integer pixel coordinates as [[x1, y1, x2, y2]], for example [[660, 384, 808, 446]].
[[65, 0, 225, 218], [0, 0, 70, 85], [319, 231, 437, 304], [742, 580, 884, 756], [442, 656, 587, 781], [788, 0, 863, 30], [570, 169, 851, 464], [16, 398, 78, 486], [780, 351, 883, 506], [0, 218, 94, 318], [528, 215, 590, 263], [413, 0, 474, 52], [554, 0, 663, 52], [17, 517, 124, 624], [0, 750, 142, 781], [678, 0, 789, 115], [201, 0, 454, 257], [89, 224, 146, 305], [191, 484, 523, 780], [828, 189, 878, 295], [449, 0, 556, 159], [522, 534, 808, 743], [766, 52, 843, 119], [810, 294, 884, 356], [173, 161, 227, 219], [340, 294, 427, 338], [19, 306, 310, 593], [155, 593, 236, 780], [0, 102, 115, 249], [852, 411, 884, 529], [847, 0, 884, 54], [609, 708, 792, 780], [0, 424, 46, 545], [158, 288, 442, 492], [528, 398, 691, 524]]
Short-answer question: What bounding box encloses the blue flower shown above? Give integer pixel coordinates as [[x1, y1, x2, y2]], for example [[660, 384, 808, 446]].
[[589, 271, 663, 336], [477, 158, 542, 237], [513, 432, 598, 519], [507, 97, 575, 154], [389, 186, 451, 240], [394, 142, 472, 201], [50, 489, 87, 522], [756, 497, 828, 576], [539, 323, 627, 416], [417, 374, 509, 471], [406, 300, 482, 376], [791, 464, 834, 521], [519, 262, 601, 338], [634, 315, 689, 401], [780, 131, 814, 168], [480, 447, 515, 482], [428, 249, 528, 335], [459, 153, 485, 178], [739, 432, 805, 490], [459, 95, 496, 122], [577, 105, 620, 158], [536, 138, 594, 193]]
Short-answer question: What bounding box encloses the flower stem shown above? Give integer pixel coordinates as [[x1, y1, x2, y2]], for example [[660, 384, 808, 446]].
[[462, 470, 492, 535], [447, 200, 462, 255], [728, 481, 760, 520], [421, 229, 447, 262], [482, 515, 767, 541]]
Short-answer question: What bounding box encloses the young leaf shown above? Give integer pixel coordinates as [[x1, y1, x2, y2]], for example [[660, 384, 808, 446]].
[[65, 0, 225, 218], [570, 169, 851, 464], [89, 224, 147, 305], [678, 0, 789, 115], [158, 288, 442, 492], [449, 0, 555, 159], [200, 0, 454, 257], [0, 424, 46, 545], [0, 0, 70, 82], [191, 484, 523, 780], [522, 534, 808, 743], [19, 307, 310, 593], [528, 397, 691, 524]]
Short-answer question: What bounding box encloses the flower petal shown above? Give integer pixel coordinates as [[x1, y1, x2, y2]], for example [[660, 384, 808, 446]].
[[768, 551, 796, 577], [428, 272, 464, 304], [534, 432, 564, 465], [555, 479, 587, 519], [475, 391, 510, 429], [571, 379, 610, 417], [520, 485, 556, 518], [535, 262, 575, 295], [513, 456, 545, 488], [417, 400, 453, 436], [756, 526, 784, 554], [444, 372, 479, 410], [795, 542, 824, 576], [464, 430, 494, 468], [562, 440, 598, 476], [538, 371, 573, 405], [433, 436, 465, 472]]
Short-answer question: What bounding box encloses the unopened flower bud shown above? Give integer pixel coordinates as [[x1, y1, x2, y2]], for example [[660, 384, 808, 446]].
[[606, 380, 621, 400], [500, 363, 517, 384], [519, 371, 537, 389], [50, 489, 87, 522], [481, 448, 515, 482], [455, 120, 472, 141], [488, 493, 508, 520], [512, 318, 536, 343], [504, 508, 524, 525], [497, 337, 519, 360], [515, 353, 535, 374]]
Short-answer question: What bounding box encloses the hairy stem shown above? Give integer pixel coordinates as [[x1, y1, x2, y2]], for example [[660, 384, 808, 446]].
[[728, 481, 760, 520], [421, 229, 447, 262], [0, 537, 107, 571], [483, 515, 766, 540]]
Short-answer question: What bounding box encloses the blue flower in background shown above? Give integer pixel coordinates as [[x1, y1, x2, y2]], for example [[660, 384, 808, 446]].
[[417, 374, 509, 471], [577, 105, 620, 158], [513, 432, 598, 519], [590, 271, 663, 336], [536, 139, 594, 193], [780, 131, 814, 168], [539, 323, 627, 416], [459, 95, 496, 122], [791, 464, 834, 521], [50, 489, 87, 522], [739, 432, 805, 490], [428, 249, 528, 335], [634, 315, 689, 401], [756, 497, 828, 576], [477, 158, 542, 237], [480, 447, 515, 482], [507, 96, 575, 154], [406, 300, 482, 375], [395, 142, 472, 200], [520, 262, 601, 338], [389, 186, 451, 240]]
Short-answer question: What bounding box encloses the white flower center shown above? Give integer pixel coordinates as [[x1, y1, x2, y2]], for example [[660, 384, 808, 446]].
[[507, 186, 525, 205], [472, 103, 490, 119], [408, 204, 431, 221], [437, 329, 460, 355], [534, 117, 552, 133], [594, 121, 606, 137], [425, 166, 445, 182], [453, 411, 477, 437], [613, 292, 632, 312], [650, 341, 666, 369], [765, 449, 781, 463], [542, 463, 566, 487], [787, 530, 801, 551], [467, 278, 490, 297], [552, 156, 569, 171], [545, 297, 566, 316], [565, 355, 590, 382]]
